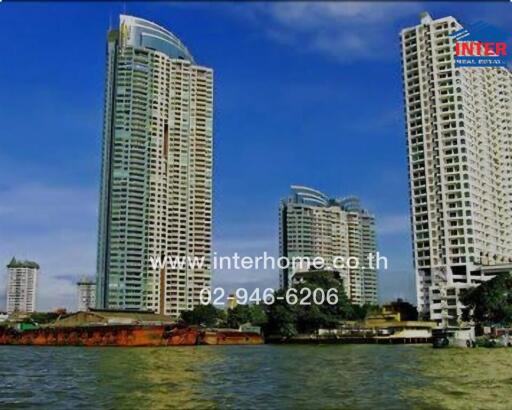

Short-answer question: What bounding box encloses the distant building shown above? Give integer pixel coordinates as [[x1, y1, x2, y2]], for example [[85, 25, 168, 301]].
[[77, 277, 96, 312], [366, 299, 418, 323], [279, 186, 378, 305], [400, 13, 512, 323], [6, 257, 39, 314], [226, 294, 238, 310]]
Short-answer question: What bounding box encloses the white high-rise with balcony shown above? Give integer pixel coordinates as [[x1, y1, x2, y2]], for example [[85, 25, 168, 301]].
[[6, 258, 39, 314], [96, 15, 213, 318], [401, 13, 512, 323]]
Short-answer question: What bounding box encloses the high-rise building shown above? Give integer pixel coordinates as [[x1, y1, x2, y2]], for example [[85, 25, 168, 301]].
[[279, 186, 378, 305], [96, 15, 213, 317], [401, 13, 512, 323], [77, 277, 96, 312], [6, 258, 39, 314]]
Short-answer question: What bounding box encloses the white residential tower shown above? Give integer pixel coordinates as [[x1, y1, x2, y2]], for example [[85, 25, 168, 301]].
[[279, 186, 378, 305], [401, 13, 512, 323], [6, 258, 39, 314]]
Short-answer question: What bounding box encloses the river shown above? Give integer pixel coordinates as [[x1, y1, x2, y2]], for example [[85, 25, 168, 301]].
[[0, 345, 511, 409]]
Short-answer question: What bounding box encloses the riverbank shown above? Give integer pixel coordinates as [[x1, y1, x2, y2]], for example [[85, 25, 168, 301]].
[[267, 334, 431, 344]]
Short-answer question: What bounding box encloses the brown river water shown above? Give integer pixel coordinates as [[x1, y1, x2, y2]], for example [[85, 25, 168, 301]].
[[0, 344, 510, 409]]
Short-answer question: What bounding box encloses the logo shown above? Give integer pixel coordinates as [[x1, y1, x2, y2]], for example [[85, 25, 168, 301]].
[[450, 21, 509, 68]]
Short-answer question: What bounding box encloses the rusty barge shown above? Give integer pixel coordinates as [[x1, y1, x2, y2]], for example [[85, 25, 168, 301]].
[[0, 309, 263, 347], [0, 325, 263, 347]]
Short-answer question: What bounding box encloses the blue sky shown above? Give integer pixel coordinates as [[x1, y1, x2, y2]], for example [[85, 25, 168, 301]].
[[0, 2, 510, 311]]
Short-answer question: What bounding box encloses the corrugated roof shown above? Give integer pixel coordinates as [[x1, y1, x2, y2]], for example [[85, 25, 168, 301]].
[[52, 309, 174, 327]]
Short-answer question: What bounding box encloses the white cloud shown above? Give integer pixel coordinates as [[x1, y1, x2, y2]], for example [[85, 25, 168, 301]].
[[240, 2, 423, 63]]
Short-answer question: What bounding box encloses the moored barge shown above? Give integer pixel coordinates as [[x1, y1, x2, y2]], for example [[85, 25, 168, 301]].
[[0, 325, 263, 347]]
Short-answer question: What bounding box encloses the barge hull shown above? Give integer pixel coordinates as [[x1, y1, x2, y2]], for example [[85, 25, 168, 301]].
[[0, 325, 199, 347], [0, 326, 263, 347]]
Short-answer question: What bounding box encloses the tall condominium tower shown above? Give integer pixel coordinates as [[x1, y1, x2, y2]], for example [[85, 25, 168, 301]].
[[401, 13, 512, 323], [96, 15, 213, 317], [279, 186, 378, 305], [77, 277, 96, 312], [6, 258, 39, 314]]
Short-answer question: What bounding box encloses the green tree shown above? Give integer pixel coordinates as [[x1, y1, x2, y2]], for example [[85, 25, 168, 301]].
[[461, 273, 512, 325], [294, 272, 353, 333], [248, 304, 268, 326], [180, 304, 224, 327], [350, 304, 379, 321], [264, 271, 354, 337], [226, 305, 251, 328], [264, 288, 298, 338], [225, 304, 268, 328]]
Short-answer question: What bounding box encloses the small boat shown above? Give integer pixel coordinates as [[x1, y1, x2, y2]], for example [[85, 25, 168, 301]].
[[432, 326, 476, 348], [200, 329, 264, 345]]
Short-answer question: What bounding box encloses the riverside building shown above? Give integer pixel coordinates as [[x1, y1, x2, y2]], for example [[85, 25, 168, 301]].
[[6, 258, 39, 314], [279, 186, 378, 305], [96, 15, 213, 318], [401, 13, 512, 324]]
